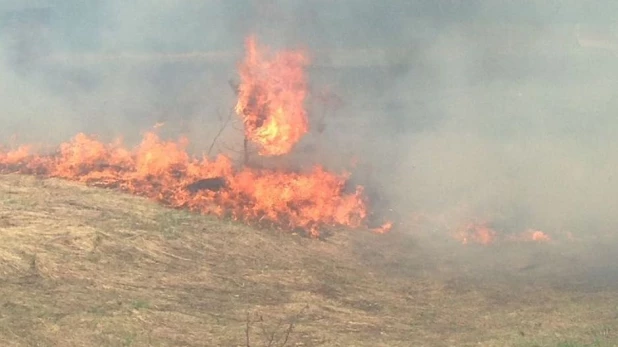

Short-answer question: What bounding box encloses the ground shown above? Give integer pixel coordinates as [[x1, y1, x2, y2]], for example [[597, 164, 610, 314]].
[[0, 174, 617, 347]]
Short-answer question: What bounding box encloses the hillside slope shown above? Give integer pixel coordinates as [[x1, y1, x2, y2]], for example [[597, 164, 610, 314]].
[[0, 174, 617, 346]]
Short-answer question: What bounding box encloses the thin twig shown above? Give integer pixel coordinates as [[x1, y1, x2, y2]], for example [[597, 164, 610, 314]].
[[220, 142, 257, 158], [279, 304, 309, 347], [266, 319, 284, 347], [207, 107, 235, 156], [243, 136, 249, 166], [246, 312, 252, 347]]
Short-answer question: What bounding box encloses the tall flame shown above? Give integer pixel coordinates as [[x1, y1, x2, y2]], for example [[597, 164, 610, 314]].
[[234, 36, 309, 156]]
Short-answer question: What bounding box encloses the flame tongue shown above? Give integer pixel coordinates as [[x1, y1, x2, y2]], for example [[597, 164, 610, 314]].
[[234, 36, 309, 156]]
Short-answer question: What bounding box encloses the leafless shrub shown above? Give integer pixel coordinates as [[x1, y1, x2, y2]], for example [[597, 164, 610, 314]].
[[245, 304, 309, 347]]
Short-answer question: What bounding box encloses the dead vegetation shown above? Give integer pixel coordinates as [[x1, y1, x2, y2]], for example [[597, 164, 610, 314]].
[[0, 174, 618, 346]]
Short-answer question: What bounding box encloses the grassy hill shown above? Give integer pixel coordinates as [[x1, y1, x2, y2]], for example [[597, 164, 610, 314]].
[[0, 173, 617, 346]]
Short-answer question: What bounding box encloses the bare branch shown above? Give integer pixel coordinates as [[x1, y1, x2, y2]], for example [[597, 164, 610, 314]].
[[243, 136, 249, 166], [265, 318, 284, 347], [245, 311, 252, 347], [207, 107, 235, 157], [278, 304, 309, 347]]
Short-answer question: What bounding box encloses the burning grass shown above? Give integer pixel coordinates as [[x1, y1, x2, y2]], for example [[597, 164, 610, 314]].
[[0, 36, 387, 239], [0, 131, 371, 239], [1, 174, 618, 346], [1, 32, 617, 346]]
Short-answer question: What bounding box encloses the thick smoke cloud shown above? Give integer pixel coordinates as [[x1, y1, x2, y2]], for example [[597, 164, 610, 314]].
[[1, 0, 618, 238]]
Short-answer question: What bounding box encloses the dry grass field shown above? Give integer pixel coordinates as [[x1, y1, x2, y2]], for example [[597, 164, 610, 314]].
[[1, 174, 617, 346]]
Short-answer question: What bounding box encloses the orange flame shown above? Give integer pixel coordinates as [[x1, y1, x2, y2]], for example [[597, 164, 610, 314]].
[[371, 221, 393, 234], [456, 222, 497, 245], [509, 229, 551, 242], [0, 132, 368, 238], [234, 36, 309, 156], [455, 221, 551, 245], [0, 36, 392, 238]]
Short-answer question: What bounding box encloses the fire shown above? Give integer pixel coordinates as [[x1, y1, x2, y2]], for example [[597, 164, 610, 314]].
[[456, 222, 497, 245], [234, 36, 309, 156], [0, 132, 367, 238], [455, 221, 551, 245], [509, 229, 551, 242], [371, 221, 393, 234], [0, 35, 387, 238]]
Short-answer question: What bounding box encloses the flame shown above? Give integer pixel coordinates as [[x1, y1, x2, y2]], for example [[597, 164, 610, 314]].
[[234, 36, 309, 156], [456, 222, 497, 245], [0, 132, 368, 238], [455, 221, 551, 245], [0, 35, 389, 238], [371, 221, 393, 234], [509, 229, 551, 242]]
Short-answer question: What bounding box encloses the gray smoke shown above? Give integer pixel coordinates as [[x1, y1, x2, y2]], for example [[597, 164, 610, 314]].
[[1, 0, 618, 239]]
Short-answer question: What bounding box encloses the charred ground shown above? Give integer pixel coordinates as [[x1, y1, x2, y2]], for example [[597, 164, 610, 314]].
[[0, 174, 617, 346]]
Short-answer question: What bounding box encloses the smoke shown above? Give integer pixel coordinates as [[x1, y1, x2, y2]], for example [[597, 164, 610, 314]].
[[1, 0, 618, 240], [287, 0, 618, 238], [0, 0, 243, 147]]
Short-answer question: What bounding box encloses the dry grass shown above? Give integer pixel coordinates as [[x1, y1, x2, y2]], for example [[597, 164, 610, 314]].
[[0, 174, 617, 346]]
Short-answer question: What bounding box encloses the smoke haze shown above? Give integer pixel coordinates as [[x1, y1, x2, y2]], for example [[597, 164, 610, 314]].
[[1, 0, 618, 239]]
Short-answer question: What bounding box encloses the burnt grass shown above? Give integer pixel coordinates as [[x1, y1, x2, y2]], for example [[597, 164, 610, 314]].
[[0, 174, 617, 346]]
